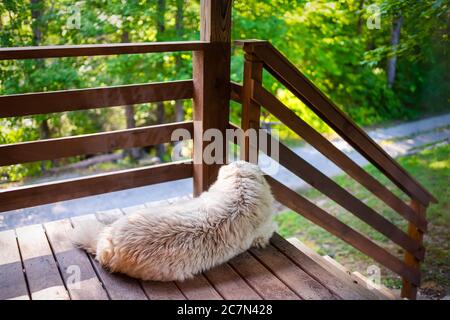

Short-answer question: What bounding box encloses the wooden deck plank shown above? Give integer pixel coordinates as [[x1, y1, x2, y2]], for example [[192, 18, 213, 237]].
[[0, 230, 29, 300], [15, 224, 69, 300], [288, 237, 390, 300], [2, 199, 397, 300], [176, 274, 223, 300], [228, 251, 300, 300], [271, 233, 377, 300], [250, 244, 337, 300], [43, 219, 109, 300], [140, 281, 186, 300], [71, 215, 148, 300], [288, 237, 395, 300], [204, 263, 262, 300]]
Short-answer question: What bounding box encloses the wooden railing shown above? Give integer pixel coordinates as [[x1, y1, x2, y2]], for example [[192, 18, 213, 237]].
[[232, 40, 436, 299], [0, 0, 233, 212], [0, 0, 434, 300], [0, 42, 202, 212]]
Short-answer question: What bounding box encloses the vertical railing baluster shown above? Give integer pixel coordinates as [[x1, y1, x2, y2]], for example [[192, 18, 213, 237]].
[[241, 48, 263, 163], [401, 199, 426, 299]]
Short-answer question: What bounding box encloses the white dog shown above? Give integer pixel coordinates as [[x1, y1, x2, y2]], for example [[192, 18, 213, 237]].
[[72, 161, 277, 281]]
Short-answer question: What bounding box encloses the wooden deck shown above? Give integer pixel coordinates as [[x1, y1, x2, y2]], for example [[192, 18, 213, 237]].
[[0, 197, 396, 300]]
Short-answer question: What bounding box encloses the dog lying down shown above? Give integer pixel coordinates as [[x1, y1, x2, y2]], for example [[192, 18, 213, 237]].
[[72, 161, 277, 281]]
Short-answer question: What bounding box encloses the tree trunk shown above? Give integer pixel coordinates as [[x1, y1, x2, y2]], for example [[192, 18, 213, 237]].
[[356, 0, 365, 34], [121, 31, 140, 160], [155, 0, 166, 161], [30, 0, 43, 45], [387, 15, 403, 88], [174, 0, 184, 122]]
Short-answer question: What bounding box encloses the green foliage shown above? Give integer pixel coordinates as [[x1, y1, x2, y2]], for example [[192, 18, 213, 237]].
[[0, 0, 448, 181]]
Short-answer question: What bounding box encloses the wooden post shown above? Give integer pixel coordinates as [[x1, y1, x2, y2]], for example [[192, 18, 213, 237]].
[[401, 199, 426, 299], [192, 0, 232, 196], [241, 45, 263, 162]]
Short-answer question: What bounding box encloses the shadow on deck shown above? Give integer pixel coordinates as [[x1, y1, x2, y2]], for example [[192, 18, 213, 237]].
[[0, 197, 395, 300]]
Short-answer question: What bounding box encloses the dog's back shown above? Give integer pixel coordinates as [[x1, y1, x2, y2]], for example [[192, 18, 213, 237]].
[[72, 161, 276, 281]]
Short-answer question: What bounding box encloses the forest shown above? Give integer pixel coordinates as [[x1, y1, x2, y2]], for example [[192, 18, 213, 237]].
[[0, 0, 448, 182]]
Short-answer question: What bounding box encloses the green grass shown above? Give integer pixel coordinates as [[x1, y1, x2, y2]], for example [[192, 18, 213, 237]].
[[275, 143, 450, 298]]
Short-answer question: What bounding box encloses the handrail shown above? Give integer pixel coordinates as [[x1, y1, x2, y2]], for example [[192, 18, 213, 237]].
[[232, 38, 436, 299], [0, 80, 193, 117], [0, 121, 193, 166], [0, 160, 193, 213], [235, 40, 436, 206], [0, 41, 208, 60]]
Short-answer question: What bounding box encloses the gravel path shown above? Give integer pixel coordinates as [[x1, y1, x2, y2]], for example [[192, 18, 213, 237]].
[[1, 113, 449, 230]]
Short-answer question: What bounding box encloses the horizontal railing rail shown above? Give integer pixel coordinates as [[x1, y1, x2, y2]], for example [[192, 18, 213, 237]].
[[0, 121, 193, 166], [0, 80, 193, 118], [0, 160, 193, 213], [0, 41, 208, 60]]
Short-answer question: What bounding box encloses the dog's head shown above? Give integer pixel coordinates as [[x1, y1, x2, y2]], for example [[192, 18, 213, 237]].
[[217, 161, 265, 183]]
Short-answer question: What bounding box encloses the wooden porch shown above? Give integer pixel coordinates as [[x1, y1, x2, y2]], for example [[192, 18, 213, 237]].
[[0, 0, 435, 300], [0, 196, 395, 300]]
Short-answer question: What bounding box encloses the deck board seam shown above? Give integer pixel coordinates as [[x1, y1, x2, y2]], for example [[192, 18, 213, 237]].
[[13, 229, 32, 300], [225, 260, 267, 300], [203, 262, 263, 300], [68, 217, 112, 300], [41, 225, 72, 300], [201, 272, 227, 300], [85, 253, 113, 300], [67, 217, 112, 299], [247, 249, 305, 300], [136, 281, 151, 300], [172, 281, 189, 300], [271, 239, 349, 300]]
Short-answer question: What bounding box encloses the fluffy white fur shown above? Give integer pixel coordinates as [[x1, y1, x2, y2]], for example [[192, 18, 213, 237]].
[[72, 161, 277, 281]]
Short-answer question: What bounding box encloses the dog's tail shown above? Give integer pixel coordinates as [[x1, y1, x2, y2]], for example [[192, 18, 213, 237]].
[[71, 219, 105, 255]]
